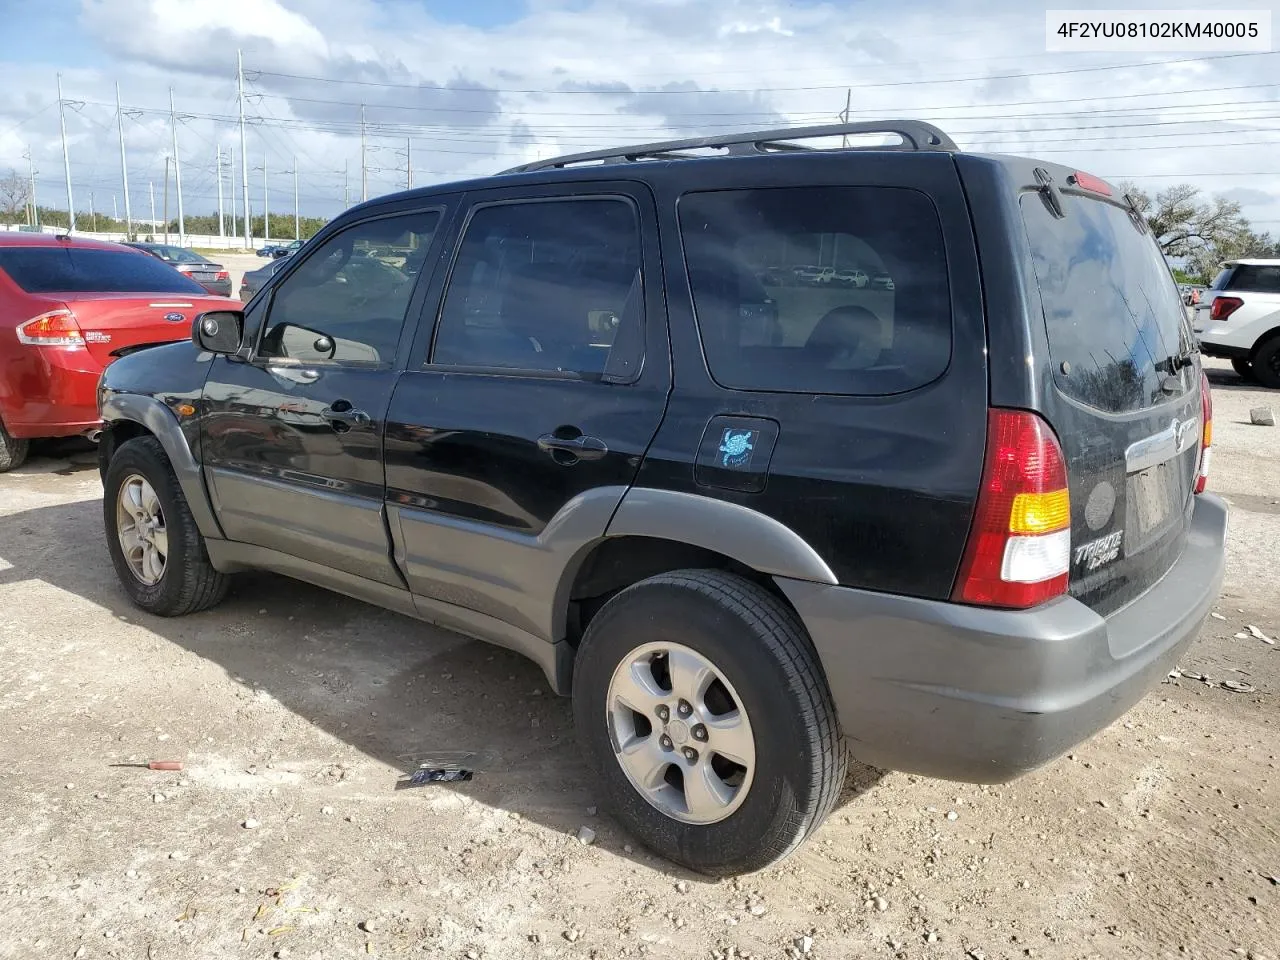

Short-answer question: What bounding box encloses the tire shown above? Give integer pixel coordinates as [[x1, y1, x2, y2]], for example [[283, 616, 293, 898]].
[[1231, 357, 1256, 381], [1253, 337, 1280, 390], [103, 435, 230, 616], [573, 569, 846, 875], [0, 419, 31, 473]]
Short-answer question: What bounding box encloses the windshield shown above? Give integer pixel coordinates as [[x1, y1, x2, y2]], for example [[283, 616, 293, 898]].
[[0, 247, 206, 294]]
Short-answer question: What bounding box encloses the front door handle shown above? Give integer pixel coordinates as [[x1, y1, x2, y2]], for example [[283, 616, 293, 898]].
[[537, 433, 608, 462], [321, 399, 371, 432]]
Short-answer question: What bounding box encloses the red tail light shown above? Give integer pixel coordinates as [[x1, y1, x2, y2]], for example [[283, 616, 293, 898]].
[[16, 309, 84, 347], [215, 270, 229, 281], [1069, 170, 1113, 196], [954, 409, 1071, 609], [1210, 296, 1243, 321], [1196, 370, 1212, 494]]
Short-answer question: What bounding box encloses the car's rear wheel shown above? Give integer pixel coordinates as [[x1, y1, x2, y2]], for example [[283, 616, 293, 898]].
[[104, 436, 230, 616], [572, 569, 846, 876], [1253, 337, 1280, 390], [1231, 357, 1256, 381], [0, 420, 30, 473]]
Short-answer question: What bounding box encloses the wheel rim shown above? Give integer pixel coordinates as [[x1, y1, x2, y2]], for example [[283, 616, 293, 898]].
[[606, 641, 756, 825], [116, 474, 168, 586]]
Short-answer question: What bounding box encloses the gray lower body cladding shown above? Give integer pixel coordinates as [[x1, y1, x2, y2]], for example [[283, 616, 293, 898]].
[[778, 493, 1228, 783]]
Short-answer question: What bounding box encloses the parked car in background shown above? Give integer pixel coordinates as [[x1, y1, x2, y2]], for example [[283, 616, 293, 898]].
[[794, 264, 834, 285], [95, 121, 1224, 876], [0, 234, 237, 471], [271, 239, 305, 260], [257, 244, 282, 258], [124, 242, 232, 297], [239, 257, 288, 302], [871, 272, 895, 290], [1194, 259, 1280, 387], [832, 268, 869, 288]]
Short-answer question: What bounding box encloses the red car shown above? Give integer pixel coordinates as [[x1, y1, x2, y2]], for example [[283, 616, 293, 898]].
[[0, 233, 237, 471]]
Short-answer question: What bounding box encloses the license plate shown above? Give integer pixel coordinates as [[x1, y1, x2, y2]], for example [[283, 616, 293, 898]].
[[1131, 467, 1171, 537]]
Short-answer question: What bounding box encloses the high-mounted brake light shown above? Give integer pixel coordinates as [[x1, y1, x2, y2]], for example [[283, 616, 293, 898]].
[[954, 409, 1071, 609], [1196, 370, 1213, 494], [16, 309, 84, 347], [1210, 296, 1243, 321], [1069, 170, 1113, 196]]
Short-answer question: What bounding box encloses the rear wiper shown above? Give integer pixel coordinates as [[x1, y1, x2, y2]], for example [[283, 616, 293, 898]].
[[1169, 345, 1197, 372]]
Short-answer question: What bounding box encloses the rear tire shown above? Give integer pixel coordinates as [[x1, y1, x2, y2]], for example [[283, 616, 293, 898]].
[[572, 569, 846, 876], [1231, 357, 1256, 381], [1253, 337, 1280, 390], [103, 436, 230, 616], [0, 420, 30, 473]]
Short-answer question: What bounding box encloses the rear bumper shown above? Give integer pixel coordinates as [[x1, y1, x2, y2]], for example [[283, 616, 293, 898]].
[[199, 280, 233, 297], [0, 349, 103, 439], [778, 493, 1228, 783], [1198, 340, 1251, 361]]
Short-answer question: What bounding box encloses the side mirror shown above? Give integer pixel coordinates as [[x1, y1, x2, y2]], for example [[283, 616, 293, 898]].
[[192, 310, 244, 355]]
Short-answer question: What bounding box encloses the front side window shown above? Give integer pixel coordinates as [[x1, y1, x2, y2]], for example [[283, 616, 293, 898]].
[[431, 198, 643, 378], [678, 186, 952, 396]]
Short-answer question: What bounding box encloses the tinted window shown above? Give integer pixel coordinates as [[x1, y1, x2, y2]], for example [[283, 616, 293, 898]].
[[1021, 193, 1192, 414], [678, 187, 951, 395], [1227, 264, 1280, 293], [1208, 268, 1232, 290], [0, 247, 205, 294], [432, 198, 642, 378], [258, 211, 439, 364]]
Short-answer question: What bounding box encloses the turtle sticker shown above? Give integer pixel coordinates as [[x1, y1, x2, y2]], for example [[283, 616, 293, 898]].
[[718, 428, 758, 469]]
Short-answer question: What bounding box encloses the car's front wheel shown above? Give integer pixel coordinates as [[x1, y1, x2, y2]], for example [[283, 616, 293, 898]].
[[0, 420, 30, 473], [573, 570, 846, 875], [103, 436, 230, 616]]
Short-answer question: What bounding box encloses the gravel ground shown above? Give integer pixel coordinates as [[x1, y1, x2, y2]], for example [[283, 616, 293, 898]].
[[0, 359, 1276, 960]]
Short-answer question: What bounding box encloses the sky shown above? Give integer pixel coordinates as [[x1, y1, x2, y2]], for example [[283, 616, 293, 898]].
[[0, 0, 1278, 233]]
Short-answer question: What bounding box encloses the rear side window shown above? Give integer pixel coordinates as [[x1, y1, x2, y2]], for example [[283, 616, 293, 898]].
[[678, 186, 952, 395], [1021, 193, 1192, 414], [0, 247, 205, 294], [1226, 264, 1280, 293]]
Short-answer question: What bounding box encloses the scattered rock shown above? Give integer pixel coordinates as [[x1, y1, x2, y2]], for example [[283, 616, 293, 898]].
[[1246, 625, 1275, 645], [946, 810, 959, 821], [465, 951, 478, 960], [1249, 406, 1275, 427], [65, 783, 75, 790], [168, 851, 188, 861], [796, 935, 814, 955], [1097, 800, 1109, 808], [576, 826, 596, 845], [1211, 612, 1227, 620], [242, 818, 260, 830], [152, 793, 166, 803], [925, 930, 939, 943], [874, 896, 889, 912], [586, 806, 597, 816], [623, 844, 634, 854], [562, 928, 580, 942], [358, 919, 377, 933], [1235, 632, 1251, 640], [675, 881, 688, 893], [749, 905, 767, 917], [321, 806, 334, 816]]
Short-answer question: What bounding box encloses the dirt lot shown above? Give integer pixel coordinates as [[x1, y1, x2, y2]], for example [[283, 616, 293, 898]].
[[1, 360, 1276, 960]]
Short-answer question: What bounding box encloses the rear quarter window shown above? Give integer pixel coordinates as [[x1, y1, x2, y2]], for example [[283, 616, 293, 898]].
[[1226, 264, 1280, 294], [678, 186, 952, 396], [1020, 192, 1192, 414], [0, 247, 205, 294]]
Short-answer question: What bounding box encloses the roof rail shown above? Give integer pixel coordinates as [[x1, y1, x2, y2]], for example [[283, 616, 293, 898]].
[[500, 121, 957, 174]]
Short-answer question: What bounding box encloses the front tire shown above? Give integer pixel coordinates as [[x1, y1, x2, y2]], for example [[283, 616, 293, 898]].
[[0, 420, 30, 473], [573, 570, 846, 875], [1231, 357, 1256, 381], [103, 436, 230, 616]]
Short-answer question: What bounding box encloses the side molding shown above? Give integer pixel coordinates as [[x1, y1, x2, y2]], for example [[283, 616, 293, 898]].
[[607, 488, 838, 585], [101, 393, 223, 540]]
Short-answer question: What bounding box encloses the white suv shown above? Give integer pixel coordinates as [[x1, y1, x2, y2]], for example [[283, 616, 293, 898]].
[[1194, 259, 1280, 388]]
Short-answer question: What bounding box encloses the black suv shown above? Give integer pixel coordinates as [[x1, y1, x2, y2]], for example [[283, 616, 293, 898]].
[[96, 122, 1227, 876]]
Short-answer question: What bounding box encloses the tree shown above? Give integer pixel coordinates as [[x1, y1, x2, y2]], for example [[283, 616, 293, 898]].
[[1, 168, 32, 222], [1117, 182, 1252, 259]]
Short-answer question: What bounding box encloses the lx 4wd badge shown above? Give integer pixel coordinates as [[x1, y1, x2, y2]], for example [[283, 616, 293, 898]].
[[1075, 531, 1123, 571]]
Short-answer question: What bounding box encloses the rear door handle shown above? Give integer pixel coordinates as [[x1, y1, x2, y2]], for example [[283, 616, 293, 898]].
[[321, 399, 371, 432], [537, 433, 608, 462]]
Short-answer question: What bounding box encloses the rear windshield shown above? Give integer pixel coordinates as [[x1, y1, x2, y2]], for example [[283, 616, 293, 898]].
[[1021, 192, 1192, 414], [147, 245, 207, 264], [679, 186, 952, 396], [1225, 264, 1280, 293], [0, 247, 205, 294]]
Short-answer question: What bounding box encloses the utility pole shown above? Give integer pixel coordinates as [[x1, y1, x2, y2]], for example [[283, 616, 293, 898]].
[[169, 87, 185, 245], [163, 157, 170, 242], [57, 74, 75, 231], [216, 145, 225, 237], [360, 103, 367, 202], [406, 138, 412, 189], [237, 49, 251, 248], [112, 195, 118, 221], [89, 191, 96, 232], [343, 159, 349, 208], [293, 156, 299, 239], [149, 179, 156, 237], [840, 88, 851, 147], [229, 145, 237, 239], [115, 83, 132, 236], [24, 146, 37, 227], [262, 153, 269, 243]]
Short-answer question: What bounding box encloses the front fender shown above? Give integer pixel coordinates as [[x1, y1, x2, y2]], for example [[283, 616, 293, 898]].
[[100, 393, 224, 541]]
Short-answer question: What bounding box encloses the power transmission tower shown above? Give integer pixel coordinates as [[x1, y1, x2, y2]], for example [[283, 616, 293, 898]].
[[840, 88, 851, 147], [262, 153, 269, 243], [343, 159, 349, 208], [293, 156, 299, 239], [163, 156, 170, 241], [57, 74, 75, 231], [216, 145, 225, 238], [149, 178, 156, 237], [237, 50, 251, 247], [406, 138, 412, 189], [115, 83, 132, 235], [229, 145, 237, 238], [170, 88, 185, 245]]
